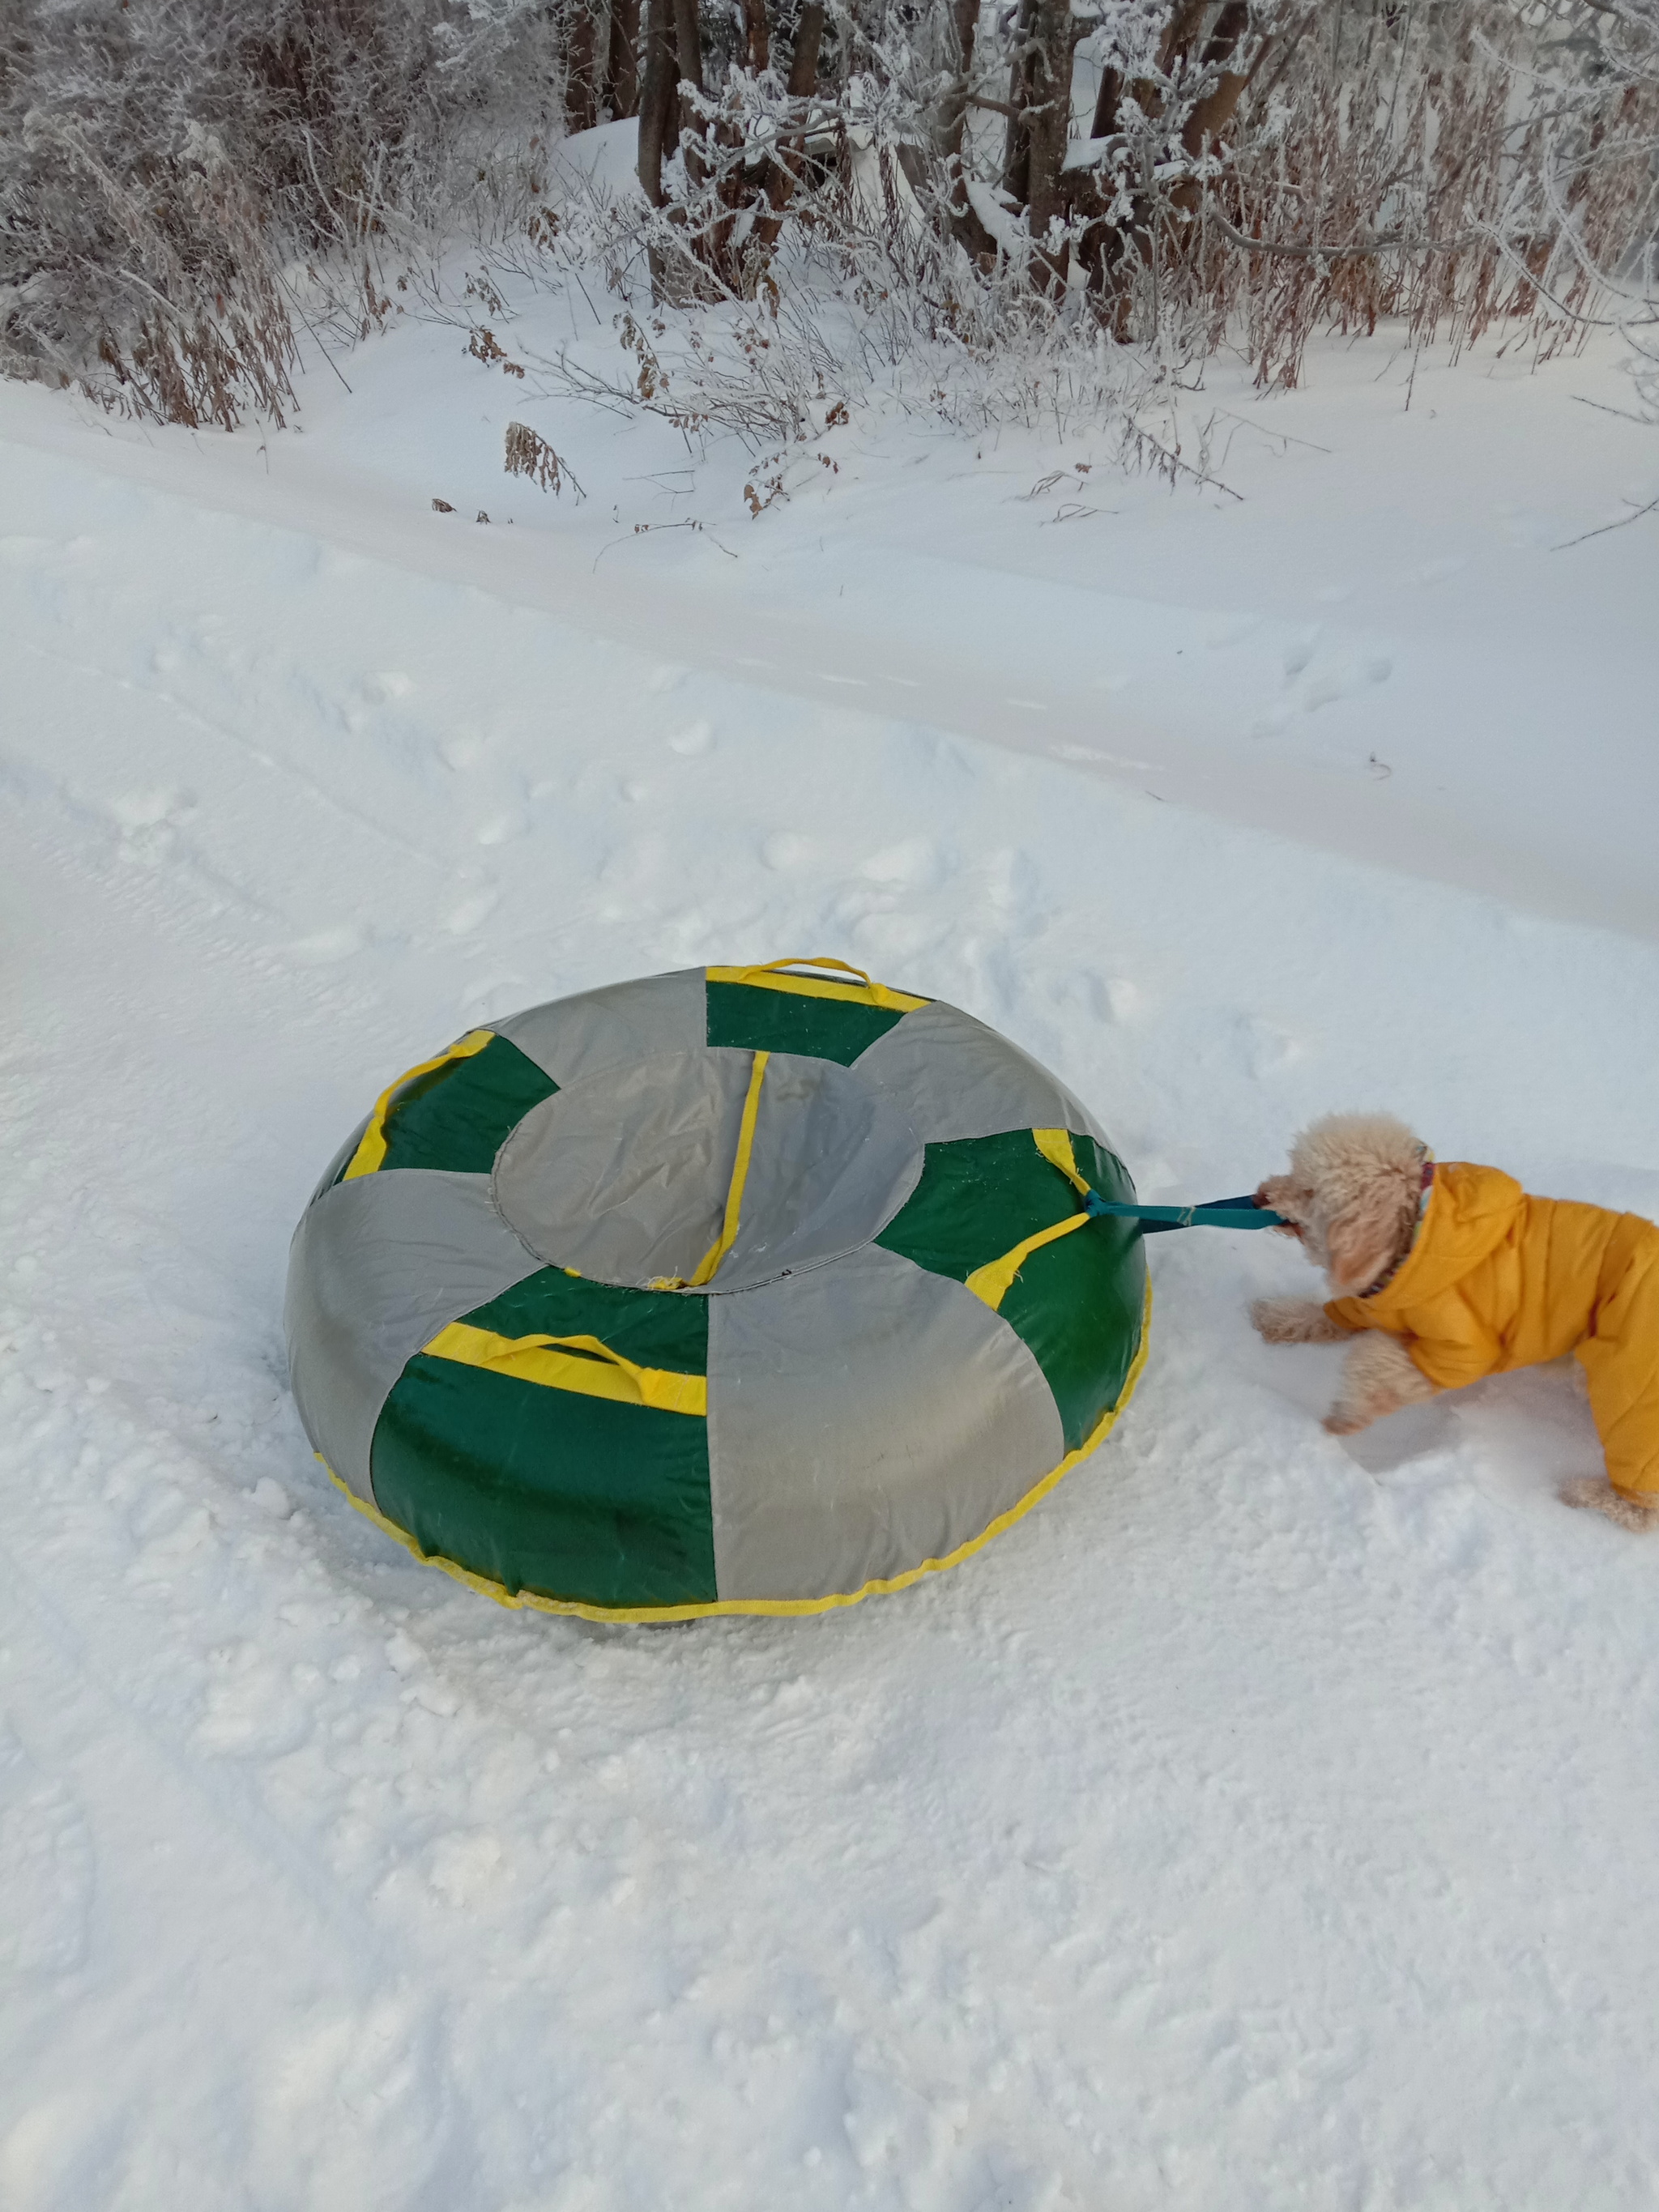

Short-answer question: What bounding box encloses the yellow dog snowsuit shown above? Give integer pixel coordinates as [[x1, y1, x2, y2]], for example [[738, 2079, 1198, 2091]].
[[1325, 1162, 1659, 1503]]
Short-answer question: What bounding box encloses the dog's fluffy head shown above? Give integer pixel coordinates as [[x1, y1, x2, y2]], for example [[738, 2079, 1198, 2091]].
[[1257, 1111, 1427, 1297]]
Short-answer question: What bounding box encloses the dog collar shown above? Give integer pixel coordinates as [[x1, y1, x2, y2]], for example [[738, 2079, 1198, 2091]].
[[1359, 1152, 1435, 1298]]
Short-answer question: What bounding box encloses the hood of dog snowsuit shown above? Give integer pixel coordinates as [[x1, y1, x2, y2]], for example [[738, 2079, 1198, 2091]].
[[1326, 1161, 1659, 1501]]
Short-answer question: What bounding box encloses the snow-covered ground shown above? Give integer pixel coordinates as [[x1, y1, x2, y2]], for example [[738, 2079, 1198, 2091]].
[[4, 273, 1659, 2210]]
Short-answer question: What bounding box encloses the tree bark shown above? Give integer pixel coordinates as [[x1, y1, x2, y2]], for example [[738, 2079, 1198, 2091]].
[[672, 0, 704, 96], [1002, 0, 1038, 207], [739, 0, 769, 74], [785, 1, 825, 100], [636, 0, 678, 205], [1023, 0, 1076, 275], [748, 0, 825, 262], [565, 1, 600, 135], [1173, 1, 1253, 209], [606, 0, 641, 121], [672, 0, 706, 185], [939, 0, 998, 258], [1090, 60, 1121, 143]]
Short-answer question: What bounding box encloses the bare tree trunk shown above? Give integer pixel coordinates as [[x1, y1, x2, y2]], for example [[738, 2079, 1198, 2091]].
[[739, 0, 769, 74], [606, 0, 641, 121], [785, 2, 825, 100], [1090, 59, 1121, 143], [673, 0, 705, 122], [1002, 0, 1038, 207], [1068, 0, 1264, 313], [1179, 1, 1252, 162], [565, 1, 600, 134], [1158, 0, 1214, 80], [637, 0, 678, 205], [1024, 0, 1076, 279], [1171, 1, 1253, 214], [747, 0, 825, 263], [938, 0, 998, 258]]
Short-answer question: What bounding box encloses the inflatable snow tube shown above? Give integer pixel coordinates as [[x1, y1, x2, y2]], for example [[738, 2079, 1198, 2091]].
[[285, 960, 1149, 1621]]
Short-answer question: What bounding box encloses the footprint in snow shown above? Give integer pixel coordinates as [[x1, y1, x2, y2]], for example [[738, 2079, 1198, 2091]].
[[1238, 1013, 1304, 1077], [1255, 649, 1392, 731], [1282, 627, 1320, 679], [0, 1726, 95, 1979], [859, 837, 945, 891], [364, 671, 416, 703], [444, 887, 500, 936], [285, 923, 370, 966], [667, 719, 714, 756], [1051, 970, 1141, 1024], [762, 832, 810, 871], [111, 786, 197, 868], [1299, 654, 1392, 714], [438, 732, 486, 772]]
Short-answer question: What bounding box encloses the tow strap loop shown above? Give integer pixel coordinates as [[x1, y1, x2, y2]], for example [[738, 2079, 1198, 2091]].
[[1084, 1190, 1286, 1234]]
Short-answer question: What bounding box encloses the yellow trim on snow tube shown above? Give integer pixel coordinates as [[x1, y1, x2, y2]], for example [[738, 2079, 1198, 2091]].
[[421, 1322, 708, 1416], [1033, 1126, 1093, 1197], [645, 1048, 771, 1292], [966, 1212, 1093, 1312], [964, 1127, 1098, 1312], [706, 957, 928, 1016], [687, 1048, 769, 1286], [342, 1028, 495, 1181], [323, 1277, 1152, 1624]]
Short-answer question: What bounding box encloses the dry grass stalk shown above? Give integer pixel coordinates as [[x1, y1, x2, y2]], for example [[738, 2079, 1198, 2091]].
[[505, 420, 586, 498]]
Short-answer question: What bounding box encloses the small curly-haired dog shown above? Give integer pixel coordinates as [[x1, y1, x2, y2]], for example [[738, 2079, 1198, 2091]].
[[1252, 1112, 1659, 1532]]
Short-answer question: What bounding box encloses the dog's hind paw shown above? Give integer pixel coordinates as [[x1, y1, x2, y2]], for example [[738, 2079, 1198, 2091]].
[[1560, 1476, 1659, 1532]]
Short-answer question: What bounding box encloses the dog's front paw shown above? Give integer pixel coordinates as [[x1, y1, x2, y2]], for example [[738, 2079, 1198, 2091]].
[[1322, 1407, 1370, 1437], [1252, 1296, 1345, 1345], [1560, 1476, 1659, 1532]]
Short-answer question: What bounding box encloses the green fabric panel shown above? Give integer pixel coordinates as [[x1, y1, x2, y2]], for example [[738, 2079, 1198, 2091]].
[[998, 1214, 1145, 1453], [705, 982, 908, 1065], [462, 1268, 710, 1375], [876, 1127, 1080, 1281], [370, 1355, 717, 1610], [877, 1127, 1144, 1453], [377, 1034, 557, 1176]]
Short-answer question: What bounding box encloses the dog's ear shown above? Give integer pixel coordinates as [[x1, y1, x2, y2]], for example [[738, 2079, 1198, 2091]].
[[1325, 1181, 1414, 1294]]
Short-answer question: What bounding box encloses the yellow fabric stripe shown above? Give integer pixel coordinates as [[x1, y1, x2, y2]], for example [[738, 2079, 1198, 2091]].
[[321, 1278, 1154, 1623], [706, 958, 928, 1015], [964, 1128, 1108, 1308], [1033, 1126, 1093, 1198], [966, 1210, 1093, 1312], [342, 1029, 494, 1182], [422, 1322, 707, 1416], [688, 1050, 769, 1286]]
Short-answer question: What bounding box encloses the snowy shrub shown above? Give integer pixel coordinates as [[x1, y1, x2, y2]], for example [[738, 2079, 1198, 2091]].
[[4, 0, 1655, 428], [592, 0, 1659, 386], [484, 160, 1205, 485], [0, 0, 565, 424]]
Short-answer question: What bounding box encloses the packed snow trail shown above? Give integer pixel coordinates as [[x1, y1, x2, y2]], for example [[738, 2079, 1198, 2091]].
[[4, 349, 1659, 2211], [3, 299, 1657, 940]]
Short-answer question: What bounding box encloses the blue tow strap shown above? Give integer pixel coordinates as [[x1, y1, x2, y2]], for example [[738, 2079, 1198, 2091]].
[[1083, 1190, 1286, 1234]]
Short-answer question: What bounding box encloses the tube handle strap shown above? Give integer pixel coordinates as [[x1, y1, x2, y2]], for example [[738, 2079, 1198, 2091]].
[[1085, 1191, 1286, 1232]]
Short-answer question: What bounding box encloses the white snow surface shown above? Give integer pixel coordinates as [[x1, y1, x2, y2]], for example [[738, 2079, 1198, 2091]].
[[3, 279, 1659, 2210]]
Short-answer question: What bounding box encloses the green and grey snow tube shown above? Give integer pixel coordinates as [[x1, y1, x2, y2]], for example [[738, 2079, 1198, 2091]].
[[285, 959, 1149, 1621]]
